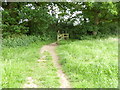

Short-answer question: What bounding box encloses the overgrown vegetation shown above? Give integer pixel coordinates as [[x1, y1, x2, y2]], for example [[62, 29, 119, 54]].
[[57, 37, 118, 88], [1, 2, 119, 88], [2, 2, 120, 39], [2, 35, 52, 47], [2, 37, 59, 88]]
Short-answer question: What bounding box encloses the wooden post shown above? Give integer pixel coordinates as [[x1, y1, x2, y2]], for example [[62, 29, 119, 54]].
[[57, 30, 60, 42], [57, 31, 69, 43]]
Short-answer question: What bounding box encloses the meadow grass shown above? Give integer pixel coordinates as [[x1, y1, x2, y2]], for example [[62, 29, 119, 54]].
[[0, 58, 2, 89], [2, 36, 60, 88], [57, 36, 118, 88]]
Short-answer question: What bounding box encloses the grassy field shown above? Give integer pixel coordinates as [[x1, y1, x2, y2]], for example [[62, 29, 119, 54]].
[[57, 37, 118, 88], [1, 35, 118, 88], [2, 36, 60, 88]]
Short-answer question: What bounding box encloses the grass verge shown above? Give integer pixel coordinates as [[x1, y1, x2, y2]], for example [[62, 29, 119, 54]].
[[57, 36, 118, 88], [2, 37, 60, 88]]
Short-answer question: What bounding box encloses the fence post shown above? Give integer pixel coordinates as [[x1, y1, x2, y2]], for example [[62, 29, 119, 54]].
[[57, 31, 69, 43]]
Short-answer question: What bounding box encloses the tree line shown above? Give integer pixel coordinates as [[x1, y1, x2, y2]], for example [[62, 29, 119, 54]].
[[2, 2, 120, 39]]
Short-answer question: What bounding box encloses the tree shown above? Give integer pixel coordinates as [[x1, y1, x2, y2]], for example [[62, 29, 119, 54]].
[[2, 2, 119, 38]]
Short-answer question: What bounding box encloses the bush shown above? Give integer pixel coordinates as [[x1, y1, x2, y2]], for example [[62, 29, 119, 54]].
[[2, 35, 54, 47]]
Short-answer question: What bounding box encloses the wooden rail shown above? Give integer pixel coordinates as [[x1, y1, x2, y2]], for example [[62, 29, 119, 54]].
[[57, 33, 69, 41]]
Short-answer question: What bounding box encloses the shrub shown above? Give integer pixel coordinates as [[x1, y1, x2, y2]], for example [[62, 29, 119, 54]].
[[2, 35, 54, 47]]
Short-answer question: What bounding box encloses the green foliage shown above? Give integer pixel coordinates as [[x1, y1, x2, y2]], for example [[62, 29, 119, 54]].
[[55, 2, 119, 39], [57, 37, 118, 88], [2, 2, 119, 38], [98, 22, 118, 35], [2, 3, 29, 37], [2, 2, 57, 37], [2, 41, 60, 88], [1, 2, 119, 88], [57, 20, 118, 39], [21, 5, 56, 35], [2, 35, 54, 48]]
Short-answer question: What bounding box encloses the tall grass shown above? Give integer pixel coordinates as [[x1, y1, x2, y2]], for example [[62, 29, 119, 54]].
[[2, 35, 52, 47], [2, 35, 60, 88], [57, 37, 118, 88]]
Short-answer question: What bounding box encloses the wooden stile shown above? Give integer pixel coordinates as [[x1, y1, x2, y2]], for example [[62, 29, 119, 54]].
[[57, 31, 69, 41]]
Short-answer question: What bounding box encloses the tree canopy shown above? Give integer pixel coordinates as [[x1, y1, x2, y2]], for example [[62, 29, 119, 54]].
[[1, 2, 119, 39]]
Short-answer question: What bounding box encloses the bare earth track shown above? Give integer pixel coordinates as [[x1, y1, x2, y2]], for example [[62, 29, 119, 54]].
[[40, 42, 71, 88], [23, 42, 71, 88]]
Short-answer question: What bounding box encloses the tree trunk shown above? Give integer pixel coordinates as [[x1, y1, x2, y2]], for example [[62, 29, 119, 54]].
[[93, 12, 99, 35]]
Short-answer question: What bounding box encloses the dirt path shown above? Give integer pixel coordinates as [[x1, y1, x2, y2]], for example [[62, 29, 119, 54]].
[[39, 42, 71, 88]]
